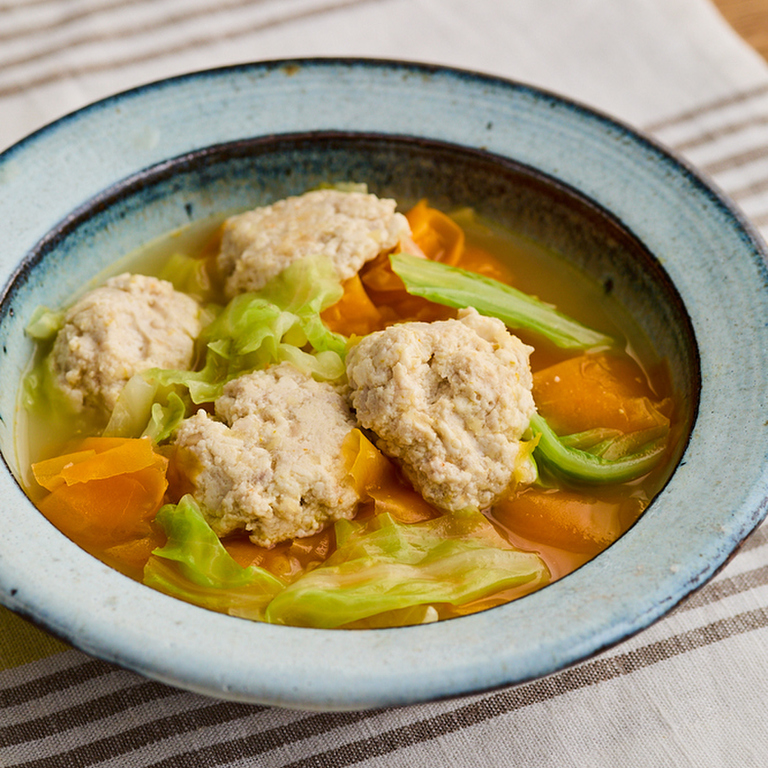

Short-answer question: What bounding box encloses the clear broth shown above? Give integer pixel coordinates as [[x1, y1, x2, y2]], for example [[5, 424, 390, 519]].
[[18, 203, 680, 626]]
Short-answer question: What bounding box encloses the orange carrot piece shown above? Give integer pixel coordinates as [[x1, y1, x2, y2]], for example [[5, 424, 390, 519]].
[[406, 200, 465, 265], [532, 353, 670, 435], [32, 450, 97, 492], [224, 537, 268, 569], [33, 437, 164, 490], [32, 437, 169, 551], [164, 444, 200, 504], [359, 250, 408, 293], [367, 484, 440, 524], [102, 529, 167, 577], [343, 429, 393, 497], [344, 202, 471, 325], [342, 429, 439, 523], [321, 274, 386, 336], [225, 528, 335, 581], [494, 488, 642, 555], [345, 252, 442, 325], [37, 469, 167, 549], [59, 438, 162, 485]]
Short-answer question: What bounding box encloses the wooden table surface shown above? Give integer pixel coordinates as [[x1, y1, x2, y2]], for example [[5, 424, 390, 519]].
[[713, 0, 768, 59]]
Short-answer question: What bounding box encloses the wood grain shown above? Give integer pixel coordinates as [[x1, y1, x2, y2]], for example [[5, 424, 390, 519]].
[[712, 0, 768, 60]]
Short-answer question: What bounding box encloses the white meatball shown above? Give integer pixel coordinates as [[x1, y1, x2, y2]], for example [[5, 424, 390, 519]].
[[50, 273, 201, 412], [346, 308, 536, 512], [217, 189, 411, 298], [173, 363, 360, 548]]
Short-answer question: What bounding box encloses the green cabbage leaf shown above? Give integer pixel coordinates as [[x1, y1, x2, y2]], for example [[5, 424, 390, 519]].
[[25, 306, 64, 341], [264, 511, 549, 629], [143, 499, 548, 628], [390, 251, 613, 350], [20, 350, 105, 443], [144, 253, 347, 405], [144, 495, 285, 620], [159, 252, 215, 302], [529, 412, 669, 484]]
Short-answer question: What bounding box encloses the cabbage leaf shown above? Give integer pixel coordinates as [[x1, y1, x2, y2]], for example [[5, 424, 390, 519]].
[[143, 391, 187, 444], [144, 253, 347, 405], [265, 511, 549, 629], [390, 251, 613, 350], [529, 412, 668, 484], [144, 495, 285, 620], [144, 499, 548, 627], [25, 306, 64, 341], [159, 252, 214, 301], [103, 376, 188, 443]]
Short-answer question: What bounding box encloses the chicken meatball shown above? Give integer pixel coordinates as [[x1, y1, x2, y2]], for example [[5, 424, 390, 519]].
[[345, 308, 536, 513], [172, 363, 360, 547], [217, 189, 411, 298], [50, 273, 201, 413]]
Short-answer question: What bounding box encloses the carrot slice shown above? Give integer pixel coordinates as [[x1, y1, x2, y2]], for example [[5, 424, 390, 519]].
[[406, 200, 465, 265], [102, 529, 167, 578], [36, 469, 166, 549], [532, 353, 670, 435], [360, 250, 408, 293], [224, 528, 336, 581], [59, 438, 161, 485], [494, 487, 642, 555], [32, 437, 169, 551], [358, 200, 463, 297], [32, 450, 97, 492], [321, 274, 385, 336], [343, 429, 393, 497], [328, 202, 470, 328], [367, 484, 439, 524], [343, 429, 438, 523]]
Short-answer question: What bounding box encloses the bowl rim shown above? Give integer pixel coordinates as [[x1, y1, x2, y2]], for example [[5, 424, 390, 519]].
[[1, 54, 764, 237], [1, 57, 767, 711]]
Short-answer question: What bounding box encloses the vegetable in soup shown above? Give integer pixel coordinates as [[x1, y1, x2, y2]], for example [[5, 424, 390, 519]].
[[19, 186, 678, 629]]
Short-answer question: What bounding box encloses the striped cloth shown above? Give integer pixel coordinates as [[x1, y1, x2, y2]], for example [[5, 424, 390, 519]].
[[2, 0, 768, 765]]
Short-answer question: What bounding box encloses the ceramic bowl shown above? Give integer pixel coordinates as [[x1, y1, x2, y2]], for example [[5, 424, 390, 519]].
[[1, 59, 767, 711]]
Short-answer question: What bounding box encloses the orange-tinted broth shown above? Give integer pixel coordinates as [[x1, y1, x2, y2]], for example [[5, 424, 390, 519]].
[[23, 199, 678, 624]]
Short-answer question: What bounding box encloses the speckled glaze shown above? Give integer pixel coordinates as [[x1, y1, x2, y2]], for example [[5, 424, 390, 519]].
[[0, 60, 766, 711]]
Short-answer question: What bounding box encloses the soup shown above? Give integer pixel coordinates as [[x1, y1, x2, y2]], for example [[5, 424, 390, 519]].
[[18, 187, 680, 629]]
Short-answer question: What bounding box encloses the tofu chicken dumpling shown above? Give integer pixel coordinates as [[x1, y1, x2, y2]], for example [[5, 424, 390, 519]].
[[217, 189, 411, 298], [346, 308, 536, 513], [173, 362, 360, 548], [50, 273, 201, 413]]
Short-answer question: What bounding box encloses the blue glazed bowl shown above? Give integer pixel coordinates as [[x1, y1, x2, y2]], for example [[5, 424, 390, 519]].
[[1, 59, 767, 711]]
